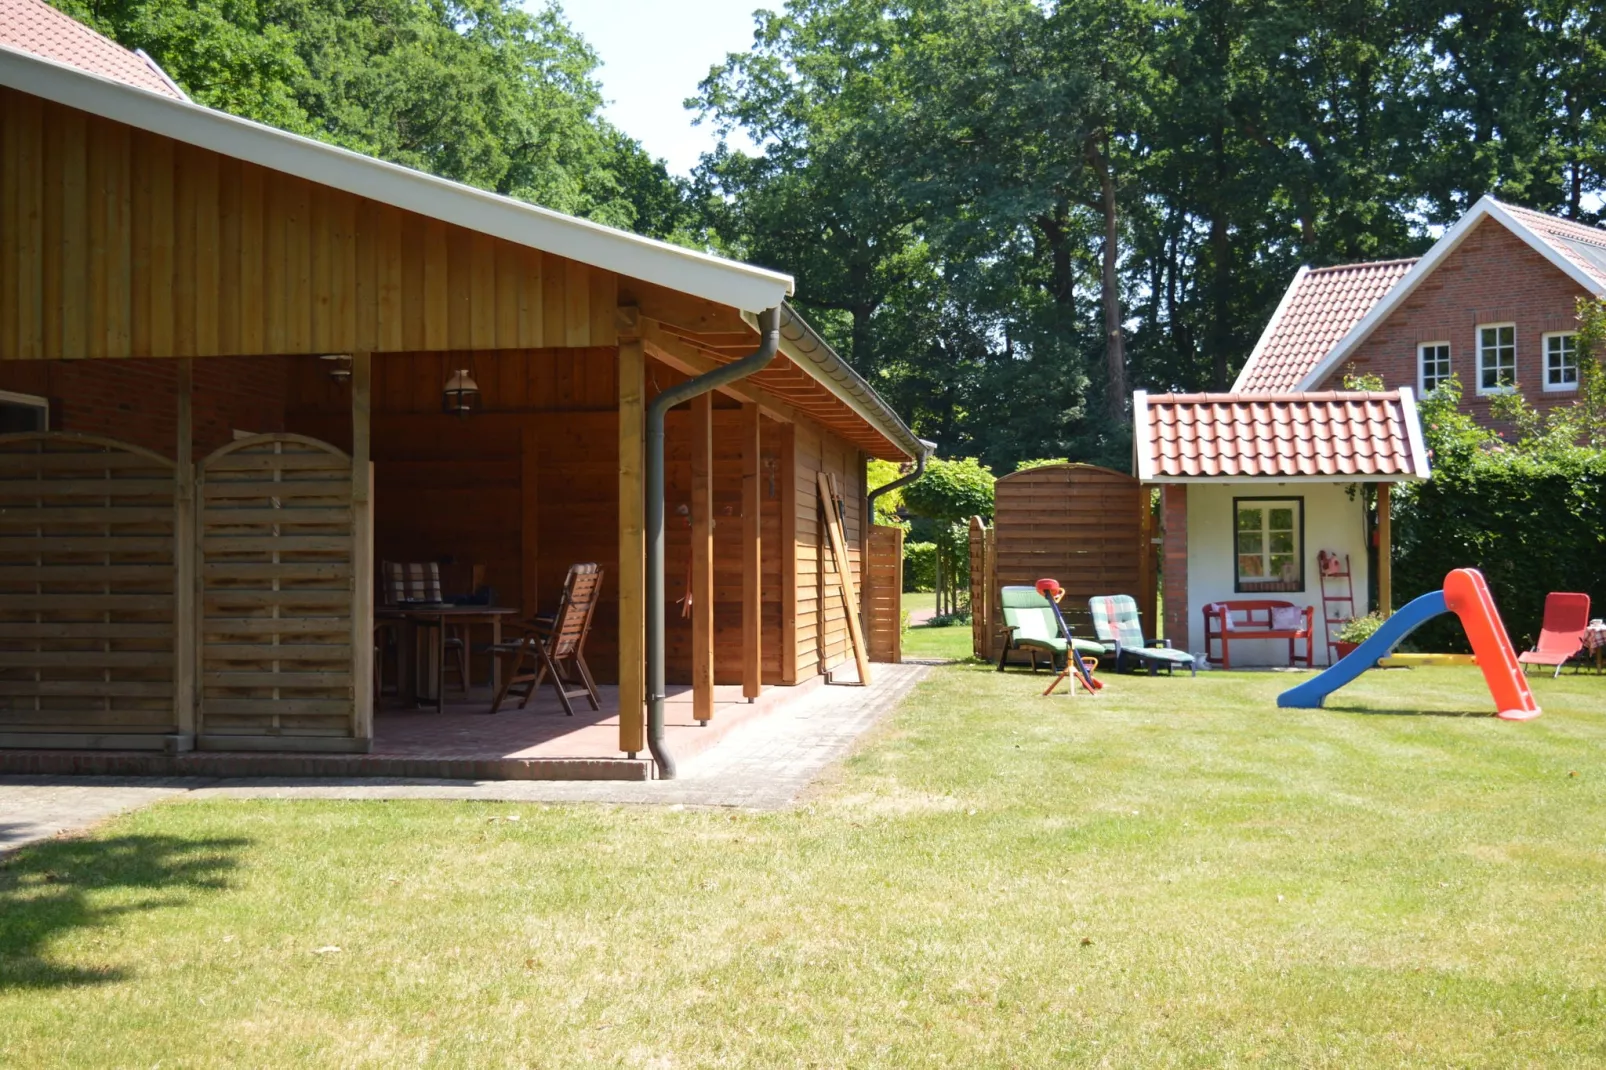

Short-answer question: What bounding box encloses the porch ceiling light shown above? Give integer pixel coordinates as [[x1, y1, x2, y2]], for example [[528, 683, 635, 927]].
[[442, 368, 480, 417]]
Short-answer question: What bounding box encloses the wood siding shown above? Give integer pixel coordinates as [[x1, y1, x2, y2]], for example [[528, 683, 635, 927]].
[[794, 422, 863, 679], [864, 524, 903, 663], [0, 87, 619, 360]]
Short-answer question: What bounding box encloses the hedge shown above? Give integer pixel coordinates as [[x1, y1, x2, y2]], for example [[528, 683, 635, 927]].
[[1393, 450, 1606, 652]]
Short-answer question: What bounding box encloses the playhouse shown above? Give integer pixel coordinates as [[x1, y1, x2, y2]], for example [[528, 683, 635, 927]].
[[1133, 390, 1432, 667]]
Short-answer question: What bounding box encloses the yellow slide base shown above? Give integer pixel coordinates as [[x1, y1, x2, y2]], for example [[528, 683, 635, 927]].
[[1377, 653, 1478, 668]]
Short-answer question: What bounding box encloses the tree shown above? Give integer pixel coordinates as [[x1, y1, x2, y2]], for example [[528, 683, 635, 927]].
[[901, 457, 996, 615]]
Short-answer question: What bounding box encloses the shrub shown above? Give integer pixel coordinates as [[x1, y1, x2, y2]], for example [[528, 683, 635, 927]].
[[903, 540, 936, 592], [1334, 613, 1386, 645], [1393, 363, 1606, 651]]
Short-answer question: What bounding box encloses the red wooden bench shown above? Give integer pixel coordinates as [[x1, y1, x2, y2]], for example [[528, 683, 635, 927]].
[[1202, 600, 1315, 669]]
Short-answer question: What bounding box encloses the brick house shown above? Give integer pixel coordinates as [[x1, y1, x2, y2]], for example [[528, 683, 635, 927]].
[[1234, 196, 1606, 423]]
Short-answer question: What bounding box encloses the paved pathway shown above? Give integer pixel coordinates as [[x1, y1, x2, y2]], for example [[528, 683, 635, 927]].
[[0, 664, 931, 854]]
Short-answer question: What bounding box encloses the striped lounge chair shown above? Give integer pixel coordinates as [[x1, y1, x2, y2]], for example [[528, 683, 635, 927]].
[[1088, 595, 1195, 676]]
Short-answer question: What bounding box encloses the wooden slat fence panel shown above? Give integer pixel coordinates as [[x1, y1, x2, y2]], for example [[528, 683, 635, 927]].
[[0, 432, 177, 748], [969, 516, 993, 660], [198, 433, 359, 750], [864, 524, 902, 664], [991, 464, 1148, 644]]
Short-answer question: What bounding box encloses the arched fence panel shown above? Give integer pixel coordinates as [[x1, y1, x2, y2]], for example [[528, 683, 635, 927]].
[[197, 433, 364, 751], [0, 433, 179, 748]]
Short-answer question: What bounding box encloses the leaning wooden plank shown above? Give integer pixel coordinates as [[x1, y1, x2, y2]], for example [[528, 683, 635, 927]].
[[817, 471, 872, 687]]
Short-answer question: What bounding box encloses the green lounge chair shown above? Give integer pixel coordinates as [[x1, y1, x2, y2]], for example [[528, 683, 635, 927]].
[[1088, 594, 1195, 676], [996, 585, 1106, 673]]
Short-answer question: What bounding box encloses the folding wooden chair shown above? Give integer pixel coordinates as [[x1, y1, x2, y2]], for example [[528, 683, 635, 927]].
[[488, 563, 603, 715]]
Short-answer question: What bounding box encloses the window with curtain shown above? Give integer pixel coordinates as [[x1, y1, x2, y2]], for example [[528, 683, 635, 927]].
[[1234, 498, 1304, 593]]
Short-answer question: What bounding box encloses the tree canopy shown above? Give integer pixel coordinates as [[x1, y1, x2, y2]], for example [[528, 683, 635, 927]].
[[694, 0, 1606, 470], [55, 0, 701, 241]]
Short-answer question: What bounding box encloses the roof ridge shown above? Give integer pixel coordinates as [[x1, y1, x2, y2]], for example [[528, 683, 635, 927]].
[[1304, 257, 1420, 273], [1491, 197, 1606, 247]]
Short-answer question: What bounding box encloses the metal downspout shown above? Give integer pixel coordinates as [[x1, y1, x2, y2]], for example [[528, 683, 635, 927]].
[[865, 439, 935, 526], [644, 307, 782, 779]]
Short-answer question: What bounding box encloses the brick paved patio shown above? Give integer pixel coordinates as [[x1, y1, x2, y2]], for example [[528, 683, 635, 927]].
[[0, 678, 825, 782]]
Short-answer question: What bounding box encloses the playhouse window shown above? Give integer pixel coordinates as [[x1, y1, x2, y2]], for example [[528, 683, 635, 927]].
[[1544, 332, 1578, 392], [1476, 323, 1516, 395], [1234, 497, 1303, 593]]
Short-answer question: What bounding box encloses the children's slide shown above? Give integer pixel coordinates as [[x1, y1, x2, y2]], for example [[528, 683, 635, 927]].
[[1277, 568, 1540, 720]]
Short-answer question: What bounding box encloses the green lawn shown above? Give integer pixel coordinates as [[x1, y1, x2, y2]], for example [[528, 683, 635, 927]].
[[5, 665, 1606, 1066]]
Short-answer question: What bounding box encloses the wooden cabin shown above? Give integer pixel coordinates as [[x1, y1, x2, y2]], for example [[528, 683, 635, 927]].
[[0, 16, 923, 761]]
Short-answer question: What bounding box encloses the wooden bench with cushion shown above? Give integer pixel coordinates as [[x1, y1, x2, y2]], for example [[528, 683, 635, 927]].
[[1201, 600, 1314, 670]]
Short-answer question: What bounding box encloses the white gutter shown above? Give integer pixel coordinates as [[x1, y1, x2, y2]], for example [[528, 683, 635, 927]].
[[0, 44, 794, 313], [749, 305, 925, 461], [1397, 386, 1433, 480]]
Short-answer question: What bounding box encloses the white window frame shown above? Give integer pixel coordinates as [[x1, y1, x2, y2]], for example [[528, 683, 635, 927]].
[[0, 389, 50, 431], [1542, 331, 1579, 393], [1476, 322, 1517, 396], [1417, 341, 1452, 395]]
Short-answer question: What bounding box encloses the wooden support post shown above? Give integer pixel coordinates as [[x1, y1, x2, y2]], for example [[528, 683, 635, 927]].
[[740, 402, 762, 701], [521, 419, 540, 619], [691, 392, 715, 722], [777, 423, 797, 685], [618, 338, 646, 754], [818, 471, 872, 686], [1378, 482, 1392, 618], [351, 351, 374, 745], [173, 358, 196, 750]]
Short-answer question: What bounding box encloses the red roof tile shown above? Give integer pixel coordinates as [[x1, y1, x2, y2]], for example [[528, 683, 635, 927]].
[[1136, 391, 1427, 481], [1497, 201, 1606, 289], [0, 0, 182, 98], [1234, 260, 1416, 393]]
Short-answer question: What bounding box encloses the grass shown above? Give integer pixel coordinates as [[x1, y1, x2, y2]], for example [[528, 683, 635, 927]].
[[5, 665, 1606, 1066]]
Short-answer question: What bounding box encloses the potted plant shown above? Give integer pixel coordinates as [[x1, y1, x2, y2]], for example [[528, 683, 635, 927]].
[[1333, 613, 1386, 660]]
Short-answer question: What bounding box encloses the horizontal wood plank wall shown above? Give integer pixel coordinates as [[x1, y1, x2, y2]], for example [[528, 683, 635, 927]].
[[0, 88, 619, 360], [197, 434, 360, 750], [992, 463, 1145, 640], [0, 433, 178, 748], [864, 525, 903, 663]]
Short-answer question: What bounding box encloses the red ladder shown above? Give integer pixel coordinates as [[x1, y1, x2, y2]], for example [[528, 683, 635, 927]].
[[1318, 550, 1355, 666]]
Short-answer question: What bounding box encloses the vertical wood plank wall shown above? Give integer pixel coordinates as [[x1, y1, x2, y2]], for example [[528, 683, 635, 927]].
[[864, 525, 904, 663], [793, 421, 865, 679], [0, 88, 619, 361]]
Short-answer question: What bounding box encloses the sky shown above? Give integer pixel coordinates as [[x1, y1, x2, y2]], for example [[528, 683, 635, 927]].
[[558, 0, 775, 176]]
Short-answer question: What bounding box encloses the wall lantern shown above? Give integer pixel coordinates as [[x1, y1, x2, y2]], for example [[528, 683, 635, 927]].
[[319, 354, 352, 384], [442, 368, 481, 416]]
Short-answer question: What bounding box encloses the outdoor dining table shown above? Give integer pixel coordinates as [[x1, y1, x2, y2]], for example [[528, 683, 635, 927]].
[[375, 605, 520, 713]]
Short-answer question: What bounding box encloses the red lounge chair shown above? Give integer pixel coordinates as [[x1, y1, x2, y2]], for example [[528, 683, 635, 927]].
[[1517, 592, 1590, 678]]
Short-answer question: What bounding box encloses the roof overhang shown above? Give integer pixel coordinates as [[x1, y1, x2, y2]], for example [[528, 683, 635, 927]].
[[1296, 196, 1606, 390], [0, 43, 795, 313]]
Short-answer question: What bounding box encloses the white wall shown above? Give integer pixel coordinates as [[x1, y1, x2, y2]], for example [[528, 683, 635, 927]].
[[1185, 482, 1372, 667]]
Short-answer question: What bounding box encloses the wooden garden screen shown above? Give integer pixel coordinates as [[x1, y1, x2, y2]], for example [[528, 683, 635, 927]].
[[197, 433, 367, 751], [864, 524, 903, 663], [968, 516, 995, 660], [0, 433, 180, 749], [985, 464, 1152, 655]]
